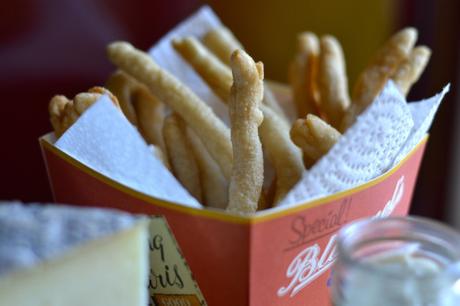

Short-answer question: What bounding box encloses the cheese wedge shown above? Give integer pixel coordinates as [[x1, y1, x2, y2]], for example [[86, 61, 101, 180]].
[[0, 203, 148, 306]]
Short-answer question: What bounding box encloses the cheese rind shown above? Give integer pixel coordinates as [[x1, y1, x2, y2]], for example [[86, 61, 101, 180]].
[[0, 202, 136, 275]]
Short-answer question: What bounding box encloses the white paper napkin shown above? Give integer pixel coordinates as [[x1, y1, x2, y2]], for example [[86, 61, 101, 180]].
[[280, 82, 414, 206], [394, 84, 450, 163], [279, 82, 449, 206], [55, 96, 201, 208]]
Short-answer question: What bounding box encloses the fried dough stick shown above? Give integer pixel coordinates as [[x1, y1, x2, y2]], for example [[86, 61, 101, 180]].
[[106, 70, 166, 150], [131, 86, 166, 151], [203, 26, 242, 66], [105, 70, 139, 125], [227, 50, 264, 213], [187, 129, 228, 209], [107, 42, 233, 179], [341, 28, 418, 131], [49, 87, 120, 137], [174, 37, 304, 205], [288, 32, 320, 118], [163, 113, 203, 202], [291, 114, 341, 163], [391, 46, 431, 96], [262, 106, 305, 204], [202, 28, 287, 118], [318, 35, 350, 128], [49, 86, 170, 168], [292, 44, 429, 163], [172, 37, 233, 102]]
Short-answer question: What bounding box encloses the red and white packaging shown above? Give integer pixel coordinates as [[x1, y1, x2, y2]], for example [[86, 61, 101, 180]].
[[40, 6, 449, 306]]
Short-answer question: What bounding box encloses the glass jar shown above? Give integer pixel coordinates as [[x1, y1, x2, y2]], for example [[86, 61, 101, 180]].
[[331, 216, 460, 306]]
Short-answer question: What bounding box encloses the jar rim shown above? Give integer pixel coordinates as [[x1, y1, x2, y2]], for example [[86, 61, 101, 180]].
[[337, 216, 460, 280]]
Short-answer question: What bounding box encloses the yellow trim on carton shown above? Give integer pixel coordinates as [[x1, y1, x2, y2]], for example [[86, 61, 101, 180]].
[[40, 137, 248, 224], [256, 136, 428, 221], [40, 134, 428, 225]]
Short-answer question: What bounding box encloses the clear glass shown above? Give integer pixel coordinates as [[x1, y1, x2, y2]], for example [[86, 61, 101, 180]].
[[332, 216, 460, 306]]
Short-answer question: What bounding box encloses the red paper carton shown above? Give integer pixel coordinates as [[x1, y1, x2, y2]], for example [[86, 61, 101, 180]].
[[40, 132, 426, 306]]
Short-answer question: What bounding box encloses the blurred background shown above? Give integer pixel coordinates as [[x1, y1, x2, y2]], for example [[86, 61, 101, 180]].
[[1, 0, 459, 226]]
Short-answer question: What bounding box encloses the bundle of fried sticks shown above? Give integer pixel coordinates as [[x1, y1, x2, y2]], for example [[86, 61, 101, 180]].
[[49, 26, 430, 214]]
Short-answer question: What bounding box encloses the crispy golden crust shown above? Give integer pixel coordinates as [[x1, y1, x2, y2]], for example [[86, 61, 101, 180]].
[[341, 28, 418, 131], [187, 128, 228, 209], [261, 105, 304, 206], [172, 37, 233, 102], [173, 37, 303, 206], [227, 50, 264, 214], [163, 113, 202, 202], [317, 35, 350, 128], [288, 32, 320, 118], [291, 114, 341, 163], [202, 26, 242, 66], [203, 27, 287, 119], [107, 41, 233, 179], [105, 70, 139, 125], [131, 85, 166, 150], [49, 95, 68, 136], [352, 27, 418, 106], [73, 87, 119, 114], [49, 87, 120, 137], [106, 70, 166, 149], [391, 46, 431, 96]]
